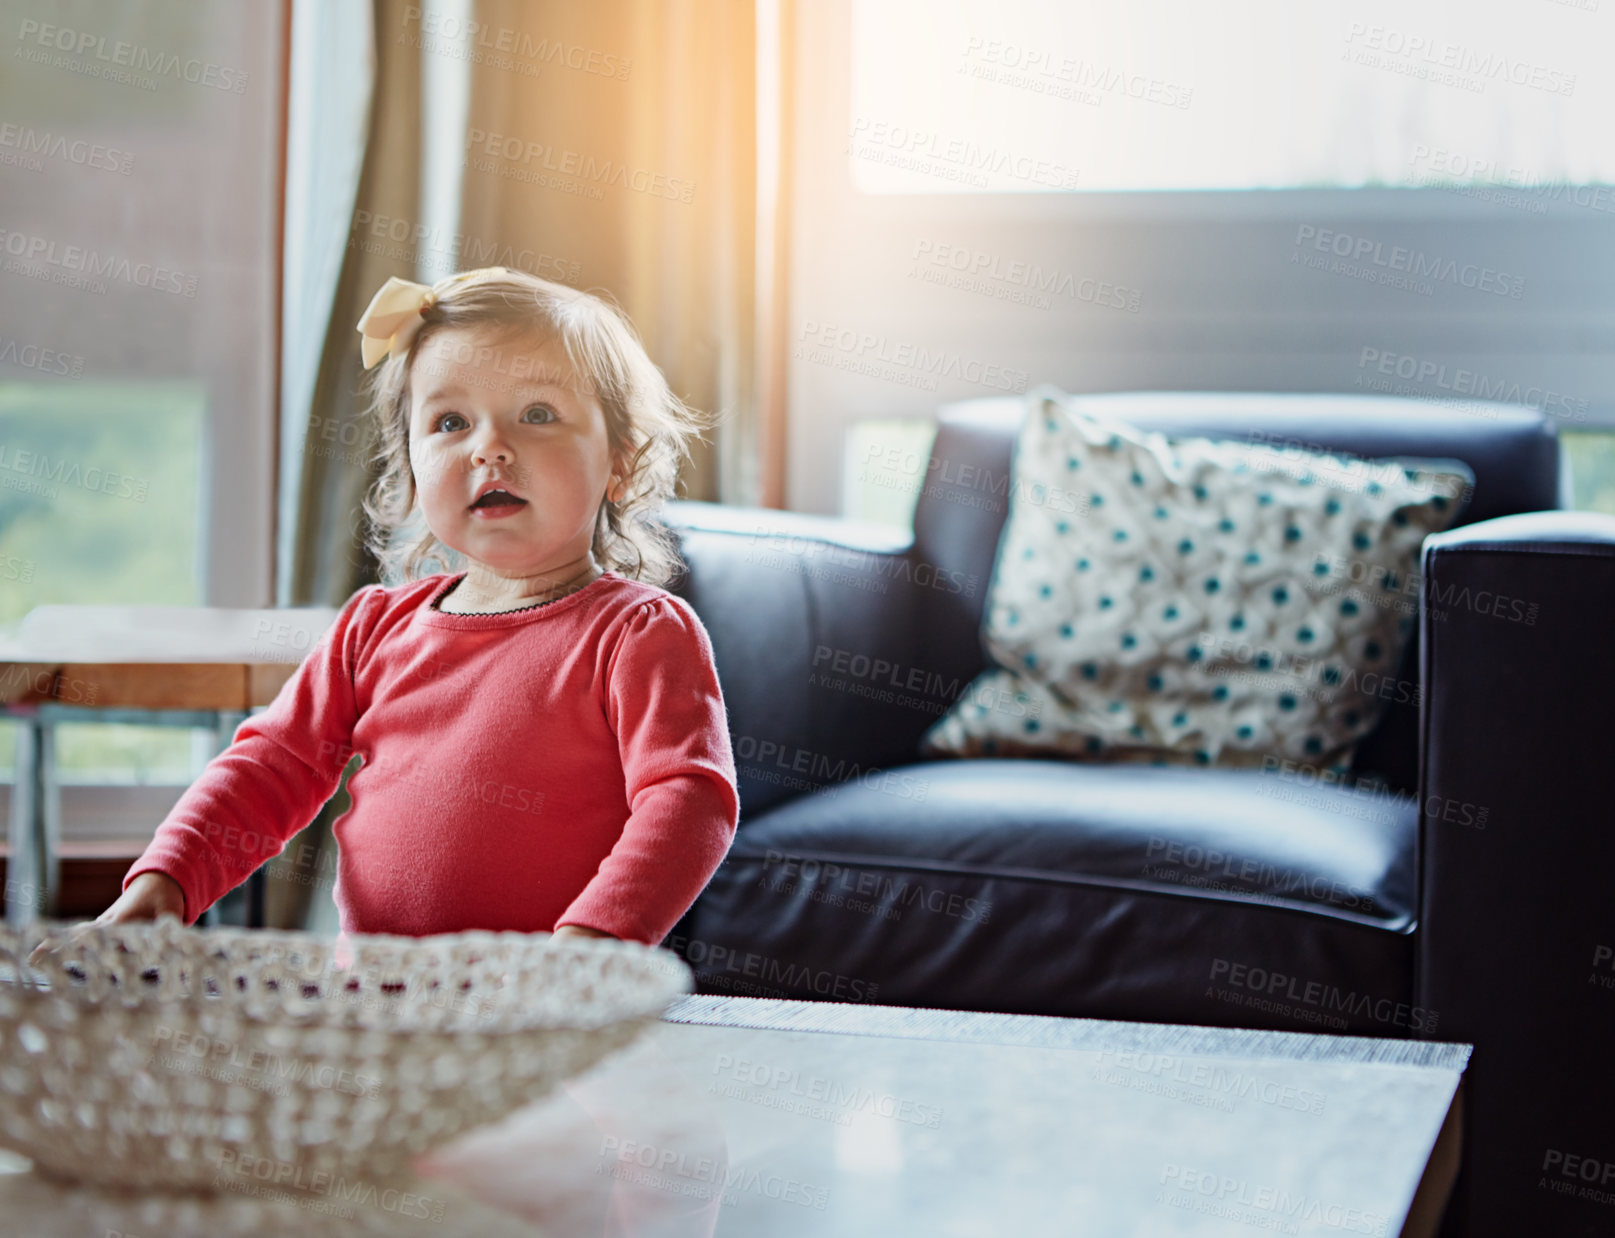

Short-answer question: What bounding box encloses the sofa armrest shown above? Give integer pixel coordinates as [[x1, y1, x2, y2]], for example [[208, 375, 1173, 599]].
[[665, 501, 952, 819], [1417, 509, 1615, 1235]]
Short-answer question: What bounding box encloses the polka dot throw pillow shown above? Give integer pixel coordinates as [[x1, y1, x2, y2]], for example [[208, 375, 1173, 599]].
[[921, 386, 1474, 770]]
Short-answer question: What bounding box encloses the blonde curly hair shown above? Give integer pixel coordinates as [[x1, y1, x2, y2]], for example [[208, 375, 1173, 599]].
[[359, 267, 711, 588]]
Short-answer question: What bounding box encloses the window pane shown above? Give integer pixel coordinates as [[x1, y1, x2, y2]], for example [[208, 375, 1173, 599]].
[[0, 380, 204, 624], [0, 0, 281, 789], [0, 381, 205, 783], [846, 421, 1615, 535], [851, 0, 1608, 193], [843, 418, 939, 528], [1565, 432, 1615, 518]]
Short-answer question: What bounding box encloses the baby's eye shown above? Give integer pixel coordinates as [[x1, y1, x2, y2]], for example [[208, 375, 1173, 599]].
[[522, 404, 557, 424], [432, 412, 468, 433]]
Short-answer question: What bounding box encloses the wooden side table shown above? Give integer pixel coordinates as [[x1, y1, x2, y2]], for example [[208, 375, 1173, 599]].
[[1, 603, 339, 926]]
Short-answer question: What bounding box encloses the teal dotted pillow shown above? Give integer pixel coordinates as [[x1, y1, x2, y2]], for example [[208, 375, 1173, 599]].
[[921, 386, 1474, 770]]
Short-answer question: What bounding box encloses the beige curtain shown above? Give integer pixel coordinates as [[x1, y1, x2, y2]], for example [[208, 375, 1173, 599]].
[[460, 0, 758, 504], [269, 0, 426, 929], [268, 0, 760, 928]]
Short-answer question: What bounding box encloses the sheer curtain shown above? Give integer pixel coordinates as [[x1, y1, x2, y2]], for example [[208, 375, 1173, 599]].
[[0, 0, 283, 838]]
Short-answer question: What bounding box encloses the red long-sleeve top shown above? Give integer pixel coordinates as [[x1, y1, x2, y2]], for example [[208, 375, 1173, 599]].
[[122, 571, 739, 945]]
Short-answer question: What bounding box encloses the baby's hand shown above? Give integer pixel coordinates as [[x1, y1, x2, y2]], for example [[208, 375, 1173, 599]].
[[551, 924, 615, 941], [26, 872, 187, 968], [97, 871, 188, 925]]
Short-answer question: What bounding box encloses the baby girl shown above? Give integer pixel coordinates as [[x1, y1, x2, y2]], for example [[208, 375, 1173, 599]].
[[99, 267, 739, 944]]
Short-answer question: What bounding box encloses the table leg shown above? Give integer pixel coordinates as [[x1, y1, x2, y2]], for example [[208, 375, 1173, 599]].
[[198, 715, 221, 927], [209, 710, 267, 931], [5, 717, 59, 924]]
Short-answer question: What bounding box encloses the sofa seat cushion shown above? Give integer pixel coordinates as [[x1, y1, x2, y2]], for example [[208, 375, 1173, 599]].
[[675, 760, 1427, 1036]]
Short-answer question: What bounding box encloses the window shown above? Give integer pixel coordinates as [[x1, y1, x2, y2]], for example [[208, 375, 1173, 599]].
[[0, 1, 284, 828], [850, 0, 1608, 195], [783, 0, 1615, 522], [845, 416, 1615, 534], [1564, 433, 1615, 516]]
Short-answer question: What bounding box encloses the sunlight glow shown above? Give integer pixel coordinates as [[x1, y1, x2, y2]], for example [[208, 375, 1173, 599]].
[[850, 0, 1611, 193]]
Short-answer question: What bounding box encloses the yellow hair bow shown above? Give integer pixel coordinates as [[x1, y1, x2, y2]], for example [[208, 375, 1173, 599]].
[[354, 268, 510, 369], [355, 276, 436, 370]]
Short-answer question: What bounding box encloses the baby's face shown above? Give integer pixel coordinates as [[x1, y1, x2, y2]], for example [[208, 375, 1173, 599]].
[[407, 325, 620, 577]]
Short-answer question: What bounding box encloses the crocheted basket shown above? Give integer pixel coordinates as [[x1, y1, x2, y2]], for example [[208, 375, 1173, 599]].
[[0, 918, 691, 1194]]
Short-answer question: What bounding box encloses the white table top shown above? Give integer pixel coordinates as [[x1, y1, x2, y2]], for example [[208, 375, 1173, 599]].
[[0, 604, 340, 665], [0, 996, 1470, 1237]]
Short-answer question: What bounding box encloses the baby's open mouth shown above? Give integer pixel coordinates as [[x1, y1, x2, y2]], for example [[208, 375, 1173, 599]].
[[470, 489, 527, 510]]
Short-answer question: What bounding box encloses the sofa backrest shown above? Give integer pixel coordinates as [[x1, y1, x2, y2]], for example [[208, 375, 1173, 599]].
[[910, 392, 1564, 793]]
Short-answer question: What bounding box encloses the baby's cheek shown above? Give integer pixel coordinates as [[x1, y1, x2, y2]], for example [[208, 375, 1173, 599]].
[[411, 449, 448, 488]]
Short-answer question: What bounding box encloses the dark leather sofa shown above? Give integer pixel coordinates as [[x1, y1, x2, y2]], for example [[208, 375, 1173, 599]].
[[662, 391, 1615, 1238]]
